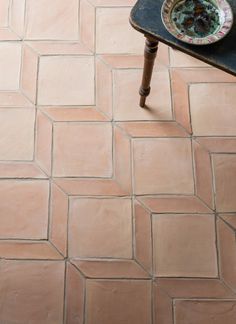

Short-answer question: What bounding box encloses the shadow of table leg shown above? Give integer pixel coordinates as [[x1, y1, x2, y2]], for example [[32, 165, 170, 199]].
[[139, 36, 159, 108]]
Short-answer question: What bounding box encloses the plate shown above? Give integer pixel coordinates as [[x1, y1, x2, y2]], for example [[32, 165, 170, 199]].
[[161, 0, 233, 45]]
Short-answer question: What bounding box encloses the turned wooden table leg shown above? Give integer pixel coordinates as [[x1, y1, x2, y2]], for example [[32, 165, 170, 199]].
[[139, 36, 159, 107]]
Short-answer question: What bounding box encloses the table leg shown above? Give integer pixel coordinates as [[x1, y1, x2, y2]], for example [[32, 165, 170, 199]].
[[139, 36, 159, 108]]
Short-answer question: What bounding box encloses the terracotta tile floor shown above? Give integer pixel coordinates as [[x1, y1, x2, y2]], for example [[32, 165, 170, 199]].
[[0, 0, 236, 323]]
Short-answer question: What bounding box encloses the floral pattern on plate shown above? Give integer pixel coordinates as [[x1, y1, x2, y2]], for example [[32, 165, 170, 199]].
[[161, 0, 233, 45]]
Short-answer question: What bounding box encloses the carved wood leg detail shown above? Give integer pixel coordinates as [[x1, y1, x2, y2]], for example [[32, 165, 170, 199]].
[[139, 36, 159, 108]]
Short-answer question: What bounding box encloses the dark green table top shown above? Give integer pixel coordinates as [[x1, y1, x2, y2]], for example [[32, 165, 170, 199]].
[[130, 0, 236, 76]]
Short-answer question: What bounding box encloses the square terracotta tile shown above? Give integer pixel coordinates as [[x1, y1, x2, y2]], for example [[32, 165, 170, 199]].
[[0, 42, 21, 90], [86, 280, 152, 324], [175, 299, 236, 324], [25, 0, 79, 40], [113, 68, 172, 121], [69, 198, 132, 258], [53, 122, 112, 177], [0, 108, 35, 161], [0, 180, 49, 239], [213, 154, 236, 212], [152, 214, 218, 277], [96, 7, 143, 54], [38, 56, 95, 105], [133, 138, 194, 195], [0, 260, 65, 323], [190, 83, 236, 136]]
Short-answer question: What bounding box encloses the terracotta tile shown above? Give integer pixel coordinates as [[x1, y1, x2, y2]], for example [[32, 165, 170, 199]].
[[96, 7, 143, 54], [96, 57, 113, 118], [217, 219, 236, 291], [213, 154, 236, 212], [38, 56, 95, 105], [153, 283, 173, 324], [0, 260, 65, 323], [113, 68, 172, 121], [21, 44, 38, 103], [118, 121, 189, 137], [50, 183, 68, 256], [72, 259, 149, 278], [220, 214, 236, 230], [35, 110, 52, 175], [0, 0, 9, 27], [190, 83, 236, 136], [196, 137, 236, 153], [133, 138, 194, 195], [157, 278, 235, 298], [193, 140, 214, 209], [139, 196, 211, 213], [0, 91, 33, 107], [0, 28, 20, 40], [0, 241, 63, 259], [171, 67, 236, 84], [114, 126, 132, 193], [170, 49, 209, 67], [69, 198, 132, 258], [89, 0, 136, 5], [26, 41, 91, 55], [80, 0, 96, 51], [9, 0, 26, 37], [0, 108, 35, 161], [54, 179, 127, 196], [101, 44, 169, 67], [65, 262, 85, 324], [41, 107, 108, 122], [86, 280, 152, 324], [0, 162, 47, 179], [153, 214, 218, 277], [170, 69, 192, 133], [0, 42, 21, 90], [101, 55, 144, 69], [175, 299, 236, 324], [155, 279, 233, 324], [25, 0, 79, 40], [53, 122, 112, 177], [134, 202, 152, 273], [170, 68, 236, 134], [0, 180, 49, 239]]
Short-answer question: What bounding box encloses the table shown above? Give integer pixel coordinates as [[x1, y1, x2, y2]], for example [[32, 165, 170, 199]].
[[130, 0, 236, 107]]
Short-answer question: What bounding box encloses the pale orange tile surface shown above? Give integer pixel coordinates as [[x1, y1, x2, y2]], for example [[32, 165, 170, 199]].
[[0, 260, 65, 323], [0, 0, 236, 323], [175, 300, 236, 324], [0, 42, 21, 90], [213, 154, 236, 212], [0, 180, 49, 239], [0, 108, 35, 160], [25, 0, 79, 40], [96, 7, 143, 54], [152, 214, 218, 277], [133, 138, 194, 194], [0, 0, 9, 27], [113, 68, 172, 120], [69, 198, 132, 258], [190, 83, 236, 135], [53, 122, 112, 177], [38, 56, 95, 105], [86, 280, 152, 324]]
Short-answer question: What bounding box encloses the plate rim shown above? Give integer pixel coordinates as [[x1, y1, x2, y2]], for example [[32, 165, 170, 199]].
[[161, 0, 234, 45]]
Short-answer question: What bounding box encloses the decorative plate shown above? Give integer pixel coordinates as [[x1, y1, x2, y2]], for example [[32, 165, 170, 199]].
[[161, 0, 233, 45]]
